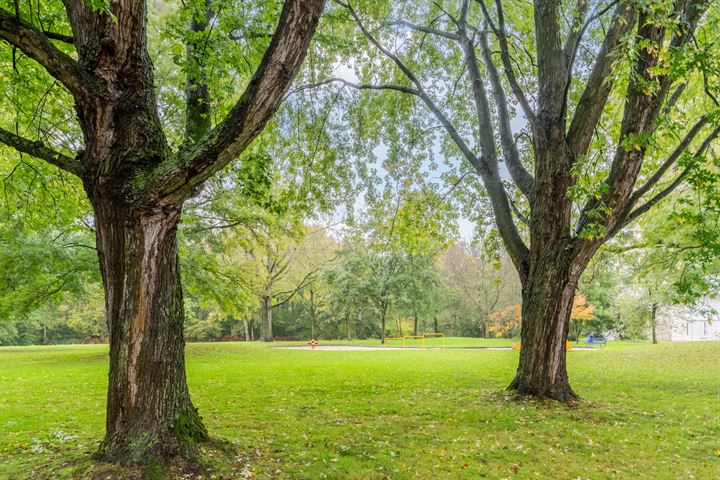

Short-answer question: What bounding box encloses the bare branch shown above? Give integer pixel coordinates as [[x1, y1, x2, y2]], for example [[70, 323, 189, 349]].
[[290, 77, 419, 97], [476, 0, 537, 128], [478, 29, 534, 202], [562, 0, 591, 67], [563, 0, 618, 72], [386, 19, 459, 41], [0, 126, 82, 176], [228, 30, 273, 41], [273, 268, 319, 308], [0, 8, 99, 102], [42, 31, 74, 44]]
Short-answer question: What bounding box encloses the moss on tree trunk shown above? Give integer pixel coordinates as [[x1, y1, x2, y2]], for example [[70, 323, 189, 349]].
[[91, 197, 207, 463]]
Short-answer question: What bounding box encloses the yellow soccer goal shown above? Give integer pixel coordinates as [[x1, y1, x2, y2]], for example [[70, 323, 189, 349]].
[[383, 337, 405, 348], [423, 332, 445, 348], [383, 333, 445, 348]]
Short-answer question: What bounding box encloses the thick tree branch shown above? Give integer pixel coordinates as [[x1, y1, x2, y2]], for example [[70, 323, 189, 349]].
[[531, 0, 565, 124], [43, 31, 74, 44], [566, 3, 636, 157], [476, 0, 537, 128], [576, 0, 711, 236], [0, 127, 82, 176], [0, 8, 98, 102], [386, 19, 459, 41], [457, 2, 499, 168], [478, 29, 534, 202], [575, 12, 668, 236], [290, 77, 419, 97], [146, 0, 325, 201]]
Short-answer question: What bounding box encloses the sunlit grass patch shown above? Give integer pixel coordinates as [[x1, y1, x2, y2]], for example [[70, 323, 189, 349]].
[[0, 341, 718, 479]]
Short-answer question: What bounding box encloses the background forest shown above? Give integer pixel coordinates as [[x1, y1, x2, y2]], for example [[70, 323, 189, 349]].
[[1, 174, 715, 346]]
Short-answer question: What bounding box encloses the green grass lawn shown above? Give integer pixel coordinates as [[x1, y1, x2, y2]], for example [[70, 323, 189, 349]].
[[0, 340, 718, 479]]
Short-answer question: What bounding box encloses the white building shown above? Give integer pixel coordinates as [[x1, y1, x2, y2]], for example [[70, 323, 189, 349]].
[[656, 297, 720, 341]]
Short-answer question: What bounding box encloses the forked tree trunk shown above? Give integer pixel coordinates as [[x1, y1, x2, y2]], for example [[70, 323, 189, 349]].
[[90, 196, 206, 463], [260, 295, 273, 342], [509, 251, 581, 401]]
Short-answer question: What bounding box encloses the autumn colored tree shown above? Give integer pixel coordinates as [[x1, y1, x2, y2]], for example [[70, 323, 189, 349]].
[[569, 293, 597, 341], [489, 303, 521, 338]]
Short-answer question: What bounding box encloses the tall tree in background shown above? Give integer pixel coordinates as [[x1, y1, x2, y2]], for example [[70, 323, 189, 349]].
[[0, 0, 324, 463], [246, 226, 335, 342], [324, 0, 719, 400], [439, 243, 520, 337]]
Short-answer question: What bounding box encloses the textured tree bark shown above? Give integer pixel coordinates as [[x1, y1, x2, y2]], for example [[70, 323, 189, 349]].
[[90, 194, 207, 463], [260, 295, 273, 342], [510, 267, 579, 401]]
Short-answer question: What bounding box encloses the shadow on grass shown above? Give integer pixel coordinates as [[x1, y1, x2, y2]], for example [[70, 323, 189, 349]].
[[15, 437, 245, 480]]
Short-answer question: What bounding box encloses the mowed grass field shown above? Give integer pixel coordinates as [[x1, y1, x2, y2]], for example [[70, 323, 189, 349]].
[[0, 339, 718, 479]]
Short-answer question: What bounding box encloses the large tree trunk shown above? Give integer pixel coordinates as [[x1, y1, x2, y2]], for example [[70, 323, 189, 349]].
[[0, 0, 324, 467], [260, 295, 273, 342], [90, 196, 206, 463], [509, 250, 580, 401]]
